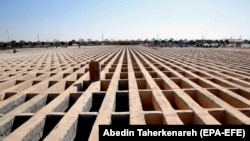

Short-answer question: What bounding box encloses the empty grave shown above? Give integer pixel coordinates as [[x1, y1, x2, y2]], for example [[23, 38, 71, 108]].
[[148, 71, 161, 78], [171, 78, 193, 89], [120, 72, 128, 79], [40, 114, 63, 140], [89, 92, 105, 112], [134, 72, 144, 78], [115, 92, 129, 112], [208, 110, 244, 124], [74, 114, 97, 141], [154, 79, 172, 90], [177, 111, 205, 125], [118, 80, 129, 91], [189, 78, 214, 88], [139, 91, 160, 111], [207, 89, 250, 108], [136, 79, 151, 89], [105, 72, 114, 79], [65, 93, 82, 112], [11, 115, 32, 132], [163, 91, 190, 110], [184, 90, 220, 108], [100, 80, 110, 91], [207, 78, 234, 88], [111, 114, 130, 125], [144, 113, 166, 125], [239, 109, 250, 118]]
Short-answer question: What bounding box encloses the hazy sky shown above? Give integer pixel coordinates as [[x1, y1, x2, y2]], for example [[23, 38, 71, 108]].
[[0, 0, 250, 42]]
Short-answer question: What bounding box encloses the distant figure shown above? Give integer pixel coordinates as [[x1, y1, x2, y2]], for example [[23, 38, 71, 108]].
[[79, 44, 80, 48], [13, 49, 16, 53]]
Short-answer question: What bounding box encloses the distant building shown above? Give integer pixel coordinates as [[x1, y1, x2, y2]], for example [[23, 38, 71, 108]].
[[229, 39, 243, 47]]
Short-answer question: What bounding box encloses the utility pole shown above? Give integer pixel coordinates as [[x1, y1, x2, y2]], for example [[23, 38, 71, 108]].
[[37, 34, 40, 42], [202, 34, 204, 45], [6, 29, 9, 42], [102, 29, 103, 42], [141, 28, 143, 40], [175, 30, 177, 40], [57, 29, 60, 41]]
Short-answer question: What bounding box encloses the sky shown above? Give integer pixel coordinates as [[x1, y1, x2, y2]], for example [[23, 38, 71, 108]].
[[0, 0, 250, 42]]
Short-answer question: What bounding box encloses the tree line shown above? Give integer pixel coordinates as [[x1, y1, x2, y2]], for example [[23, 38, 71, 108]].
[[1, 38, 249, 49]]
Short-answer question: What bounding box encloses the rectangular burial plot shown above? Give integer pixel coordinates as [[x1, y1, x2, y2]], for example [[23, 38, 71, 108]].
[[15, 80, 25, 85], [139, 91, 160, 111], [162, 71, 178, 78], [171, 78, 193, 89], [208, 110, 244, 124], [44, 93, 59, 104], [101, 64, 106, 70], [177, 71, 194, 78], [156, 66, 167, 71], [154, 79, 172, 90], [63, 73, 70, 78], [3, 92, 17, 100], [189, 78, 214, 88], [115, 92, 129, 112], [65, 93, 82, 112], [207, 89, 250, 108], [148, 71, 161, 78], [100, 80, 111, 91], [239, 109, 250, 118], [89, 92, 105, 112], [111, 64, 117, 69], [168, 66, 183, 72], [118, 80, 129, 91], [132, 63, 139, 68], [228, 88, 250, 100], [74, 114, 97, 141], [177, 111, 205, 125], [136, 79, 150, 90], [27, 93, 59, 113], [111, 114, 130, 125], [222, 71, 244, 78], [32, 80, 41, 86], [224, 78, 250, 88], [133, 67, 141, 72], [11, 115, 32, 132], [144, 113, 166, 125], [162, 91, 190, 110], [145, 67, 153, 71], [48, 81, 58, 88], [1, 93, 38, 114], [105, 72, 114, 79], [142, 64, 149, 68], [191, 71, 210, 78], [134, 72, 144, 79], [65, 81, 75, 90], [121, 68, 128, 72], [120, 72, 128, 79], [109, 68, 115, 72], [207, 78, 234, 88], [184, 90, 220, 108], [122, 64, 128, 68], [82, 80, 91, 91], [76, 73, 84, 80], [242, 78, 250, 83], [40, 114, 63, 140]]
